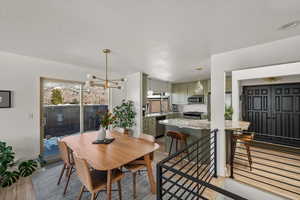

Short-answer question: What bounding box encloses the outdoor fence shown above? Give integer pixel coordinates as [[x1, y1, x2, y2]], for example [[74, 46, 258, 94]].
[[43, 104, 108, 137]]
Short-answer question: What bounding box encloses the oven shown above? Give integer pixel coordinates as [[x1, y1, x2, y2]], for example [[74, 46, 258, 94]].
[[183, 112, 203, 119]]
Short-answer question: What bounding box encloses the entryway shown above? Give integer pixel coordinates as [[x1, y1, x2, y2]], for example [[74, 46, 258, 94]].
[[242, 83, 300, 147]]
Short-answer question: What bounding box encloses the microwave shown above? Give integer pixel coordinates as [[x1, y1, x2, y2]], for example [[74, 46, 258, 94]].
[[187, 95, 205, 104]]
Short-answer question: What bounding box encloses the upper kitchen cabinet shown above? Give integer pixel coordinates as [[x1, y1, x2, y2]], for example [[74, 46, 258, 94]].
[[207, 77, 232, 93], [147, 78, 171, 94], [142, 73, 148, 105], [172, 83, 188, 104]]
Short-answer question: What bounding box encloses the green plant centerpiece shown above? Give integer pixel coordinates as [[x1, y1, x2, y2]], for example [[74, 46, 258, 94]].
[[225, 105, 233, 120], [112, 100, 136, 134], [0, 141, 38, 188], [99, 112, 116, 130], [96, 111, 116, 140]]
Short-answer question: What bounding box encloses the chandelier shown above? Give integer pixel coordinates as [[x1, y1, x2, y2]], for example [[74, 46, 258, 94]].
[[85, 49, 125, 89]]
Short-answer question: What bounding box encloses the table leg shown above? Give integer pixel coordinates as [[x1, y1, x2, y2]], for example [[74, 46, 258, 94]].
[[106, 170, 112, 200], [144, 154, 156, 194]]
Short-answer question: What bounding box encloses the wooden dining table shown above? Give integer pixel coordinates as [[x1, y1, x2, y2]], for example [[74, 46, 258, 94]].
[[62, 131, 160, 199]]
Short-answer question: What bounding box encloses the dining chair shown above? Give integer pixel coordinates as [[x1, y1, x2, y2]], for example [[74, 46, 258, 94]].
[[57, 140, 75, 195], [124, 133, 155, 199], [73, 152, 124, 200], [232, 130, 255, 171]]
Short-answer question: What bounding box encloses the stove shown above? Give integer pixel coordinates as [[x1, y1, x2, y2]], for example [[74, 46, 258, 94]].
[[183, 112, 203, 119]]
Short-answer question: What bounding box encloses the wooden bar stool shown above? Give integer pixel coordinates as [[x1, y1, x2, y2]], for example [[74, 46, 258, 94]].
[[166, 131, 189, 157], [232, 131, 255, 171]]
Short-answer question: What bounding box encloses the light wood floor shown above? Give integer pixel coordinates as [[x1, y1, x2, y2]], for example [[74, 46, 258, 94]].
[[0, 177, 36, 200], [232, 143, 300, 200]]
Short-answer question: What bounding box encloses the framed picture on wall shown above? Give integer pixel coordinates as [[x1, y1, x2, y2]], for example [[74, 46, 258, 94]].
[[0, 90, 12, 108]]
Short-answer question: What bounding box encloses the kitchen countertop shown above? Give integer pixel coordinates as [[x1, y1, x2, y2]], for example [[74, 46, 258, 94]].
[[159, 118, 250, 130], [144, 112, 181, 118]]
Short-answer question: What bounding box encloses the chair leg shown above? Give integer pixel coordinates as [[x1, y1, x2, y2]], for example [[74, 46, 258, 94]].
[[231, 139, 237, 162], [175, 139, 178, 152], [63, 165, 73, 195], [77, 185, 85, 200], [132, 172, 137, 199], [117, 180, 122, 200], [184, 139, 190, 161], [91, 192, 96, 200], [245, 144, 252, 171], [169, 138, 174, 156], [57, 163, 66, 185]]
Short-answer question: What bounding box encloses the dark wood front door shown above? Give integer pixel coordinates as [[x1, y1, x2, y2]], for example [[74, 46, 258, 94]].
[[243, 84, 300, 147]]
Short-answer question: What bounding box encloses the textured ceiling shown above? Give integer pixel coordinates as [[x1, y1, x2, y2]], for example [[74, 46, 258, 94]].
[[1, 0, 300, 82]]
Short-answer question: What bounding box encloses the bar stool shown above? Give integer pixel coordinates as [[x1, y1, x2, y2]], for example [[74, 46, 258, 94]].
[[166, 131, 189, 157], [232, 131, 255, 171]]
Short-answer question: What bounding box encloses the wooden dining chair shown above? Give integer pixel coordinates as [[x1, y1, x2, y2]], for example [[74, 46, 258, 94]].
[[73, 152, 124, 200], [57, 140, 75, 195], [124, 133, 155, 199], [232, 130, 255, 171]]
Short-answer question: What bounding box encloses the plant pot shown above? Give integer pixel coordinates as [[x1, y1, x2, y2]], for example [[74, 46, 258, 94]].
[[97, 127, 106, 140], [124, 128, 133, 135]]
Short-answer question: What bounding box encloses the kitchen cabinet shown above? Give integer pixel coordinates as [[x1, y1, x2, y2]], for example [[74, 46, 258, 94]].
[[143, 116, 156, 137], [142, 73, 148, 105], [187, 82, 198, 96], [172, 81, 205, 104], [207, 77, 232, 93], [147, 78, 171, 94], [172, 83, 188, 104], [143, 113, 181, 136], [166, 112, 182, 119]]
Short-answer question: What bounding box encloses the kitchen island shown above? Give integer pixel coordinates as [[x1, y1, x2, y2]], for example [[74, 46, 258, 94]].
[[143, 112, 182, 137], [159, 118, 250, 130], [159, 118, 250, 160]]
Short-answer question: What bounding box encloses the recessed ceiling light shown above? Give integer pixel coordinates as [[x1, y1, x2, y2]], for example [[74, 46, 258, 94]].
[[195, 67, 203, 71], [278, 20, 300, 30]]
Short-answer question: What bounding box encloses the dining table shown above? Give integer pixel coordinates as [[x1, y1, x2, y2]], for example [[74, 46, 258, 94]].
[[62, 131, 160, 200]]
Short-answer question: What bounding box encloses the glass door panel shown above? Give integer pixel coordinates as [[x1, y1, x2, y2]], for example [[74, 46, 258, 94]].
[[83, 87, 108, 131], [41, 79, 81, 162]]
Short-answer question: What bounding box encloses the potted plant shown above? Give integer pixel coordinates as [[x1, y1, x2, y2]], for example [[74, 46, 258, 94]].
[[112, 100, 136, 135], [225, 105, 233, 120], [0, 141, 38, 188], [97, 111, 116, 140]]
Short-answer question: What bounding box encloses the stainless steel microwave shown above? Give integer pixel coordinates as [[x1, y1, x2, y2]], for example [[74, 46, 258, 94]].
[[187, 95, 205, 104]]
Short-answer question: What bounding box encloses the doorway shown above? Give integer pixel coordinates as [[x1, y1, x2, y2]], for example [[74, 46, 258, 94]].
[[40, 78, 109, 162], [243, 83, 300, 147]]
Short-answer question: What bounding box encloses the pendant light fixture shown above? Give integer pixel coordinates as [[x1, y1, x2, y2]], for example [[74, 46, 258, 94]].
[[85, 49, 125, 89]]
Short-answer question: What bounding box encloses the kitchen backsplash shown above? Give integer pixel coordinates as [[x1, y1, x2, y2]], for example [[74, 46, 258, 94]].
[[177, 104, 208, 113]]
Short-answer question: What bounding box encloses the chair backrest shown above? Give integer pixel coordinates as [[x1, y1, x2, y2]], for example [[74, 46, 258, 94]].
[[139, 133, 155, 160], [72, 152, 93, 191], [167, 131, 187, 140], [58, 140, 72, 165], [139, 133, 155, 143], [233, 130, 255, 142]]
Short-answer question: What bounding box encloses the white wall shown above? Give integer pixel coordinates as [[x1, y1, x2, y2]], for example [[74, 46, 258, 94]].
[[125, 72, 143, 137], [0, 51, 122, 160], [211, 35, 300, 176]]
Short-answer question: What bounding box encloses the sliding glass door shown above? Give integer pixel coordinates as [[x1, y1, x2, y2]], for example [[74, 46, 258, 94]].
[[40, 78, 108, 162]]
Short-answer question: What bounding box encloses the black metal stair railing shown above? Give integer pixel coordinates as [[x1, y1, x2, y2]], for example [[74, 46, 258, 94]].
[[157, 129, 247, 200]]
